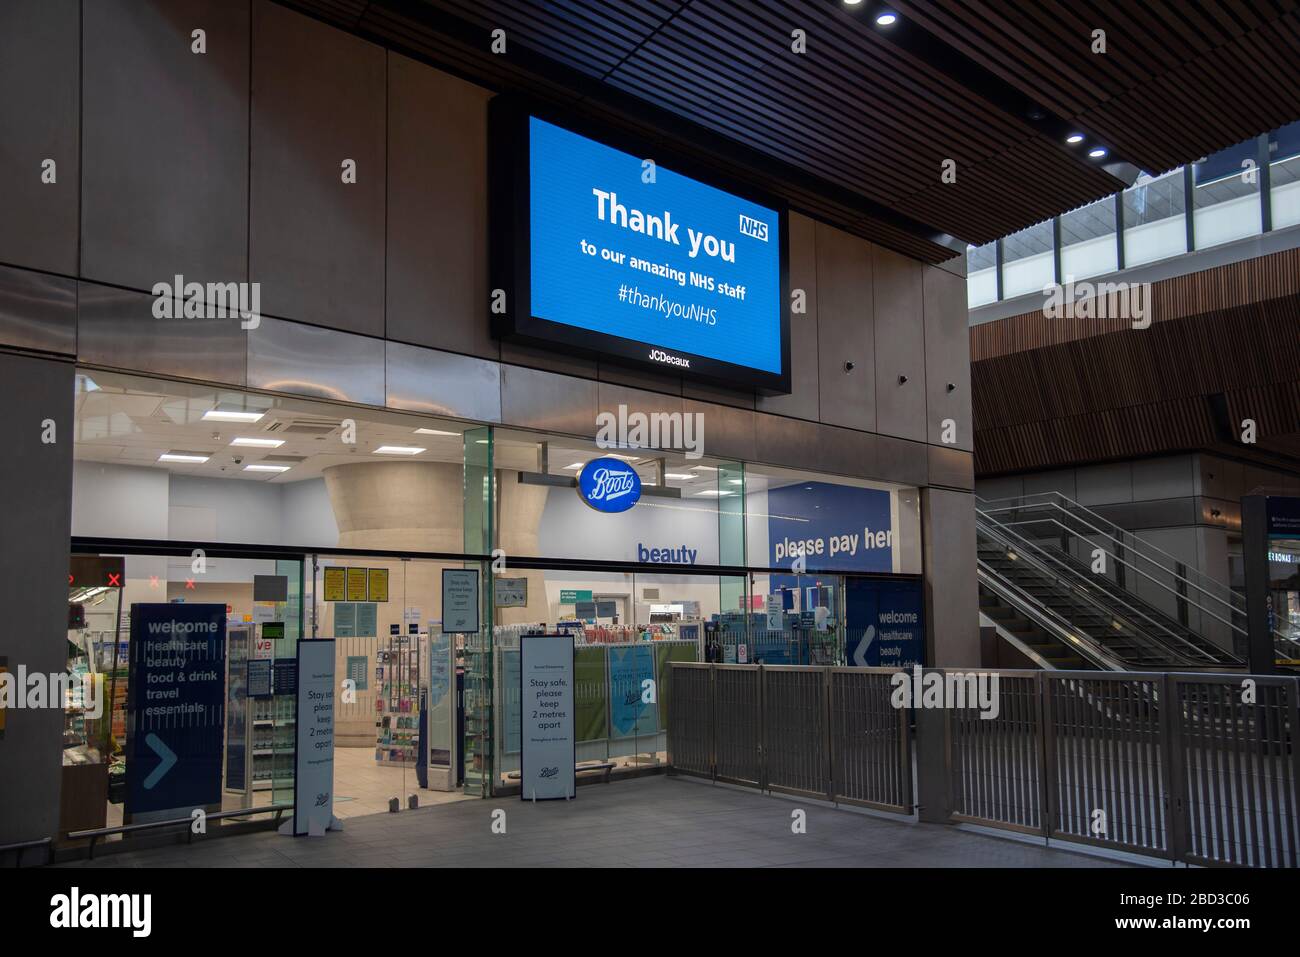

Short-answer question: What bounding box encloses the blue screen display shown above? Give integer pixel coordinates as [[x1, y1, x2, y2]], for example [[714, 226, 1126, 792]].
[[528, 116, 783, 375]]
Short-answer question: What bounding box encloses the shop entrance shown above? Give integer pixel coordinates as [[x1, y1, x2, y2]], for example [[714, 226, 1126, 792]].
[[310, 555, 472, 817], [63, 545, 481, 853]]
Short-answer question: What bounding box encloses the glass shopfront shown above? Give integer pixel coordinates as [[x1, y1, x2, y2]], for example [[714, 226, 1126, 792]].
[[68, 370, 925, 818]]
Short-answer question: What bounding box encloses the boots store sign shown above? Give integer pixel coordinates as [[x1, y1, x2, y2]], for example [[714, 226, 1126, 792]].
[[578, 458, 642, 513], [491, 100, 790, 394]]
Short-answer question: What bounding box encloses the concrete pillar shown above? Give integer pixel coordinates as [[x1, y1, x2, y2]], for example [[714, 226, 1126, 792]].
[[921, 487, 980, 667], [0, 353, 74, 864]]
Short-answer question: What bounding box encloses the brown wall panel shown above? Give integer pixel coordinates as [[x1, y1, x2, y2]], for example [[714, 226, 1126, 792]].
[[814, 221, 875, 432], [923, 265, 972, 451], [82, 0, 250, 291], [250, 0, 386, 335], [872, 244, 927, 441], [0, 0, 80, 275], [971, 254, 1300, 474], [386, 51, 495, 358]]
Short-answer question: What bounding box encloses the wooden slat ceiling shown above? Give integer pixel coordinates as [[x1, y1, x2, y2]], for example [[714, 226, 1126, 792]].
[[272, 0, 1119, 261], [277, 0, 1300, 264], [892, 0, 1300, 177], [970, 248, 1300, 476]]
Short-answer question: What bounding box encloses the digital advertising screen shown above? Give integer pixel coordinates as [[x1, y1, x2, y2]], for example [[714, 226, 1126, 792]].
[[492, 103, 790, 393]]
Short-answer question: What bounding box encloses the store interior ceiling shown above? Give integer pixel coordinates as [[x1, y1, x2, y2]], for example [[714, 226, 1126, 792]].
[[72, 371, 799, 496]]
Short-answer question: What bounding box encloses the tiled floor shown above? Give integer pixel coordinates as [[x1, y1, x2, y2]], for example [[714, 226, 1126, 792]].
[[331, 747, 472, 819], [59, 775, 1132, 868]]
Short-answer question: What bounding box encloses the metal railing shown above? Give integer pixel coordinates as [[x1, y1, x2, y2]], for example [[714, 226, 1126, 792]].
[[979, 491, 1300, 661], [0, 836, 51, 868], [666, 663, 912, 814], [978, 499, 1237, 665], [980, 492, 1240, 614], [669, 663, 1300, 866], [66, 803, 292, 858], [976, 516, 1210, 668], [945, 668, 1299, 866], [976, 527, 1134, 670]]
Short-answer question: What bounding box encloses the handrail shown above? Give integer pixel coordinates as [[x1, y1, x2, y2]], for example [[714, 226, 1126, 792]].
[[978, 492, 1300, 659], [977, 522, 1157, 669], [978, 492, 1241, 611], [978, 514, 1228, 665], [996, 511, 1300, 662], [977, 527, 1185, 668], [0, 836, 51, 867], [67, 803, 290, 858], [977, 610, 1060, 670], [989, 513, 1246, 644], [977, 564, 1126, 671]]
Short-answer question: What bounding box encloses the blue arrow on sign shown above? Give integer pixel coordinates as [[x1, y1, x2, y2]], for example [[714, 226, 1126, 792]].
[[853, 625, 877, 667], [143, 733, 177, 790]]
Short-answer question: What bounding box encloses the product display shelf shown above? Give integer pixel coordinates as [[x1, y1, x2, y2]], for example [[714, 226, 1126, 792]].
[[374, 634, 426, 768], [250, 695, 295, 791]]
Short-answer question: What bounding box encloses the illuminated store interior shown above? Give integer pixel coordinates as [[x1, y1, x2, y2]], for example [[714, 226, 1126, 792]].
[[62, 370, 925, 837]]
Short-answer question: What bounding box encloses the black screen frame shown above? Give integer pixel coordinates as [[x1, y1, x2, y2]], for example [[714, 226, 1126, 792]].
[[489, 97, 792, 395]]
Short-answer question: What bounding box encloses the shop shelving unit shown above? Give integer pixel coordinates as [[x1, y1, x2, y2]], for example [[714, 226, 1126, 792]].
[[374, 633, 425, 767]]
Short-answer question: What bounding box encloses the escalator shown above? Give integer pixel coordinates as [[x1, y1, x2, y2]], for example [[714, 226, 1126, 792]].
[[974, 492, 1289, 671]]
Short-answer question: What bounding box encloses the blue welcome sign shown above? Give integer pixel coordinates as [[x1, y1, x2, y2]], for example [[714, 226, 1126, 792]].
[[126, 603, 227, 818], [577, 457, 642, 512]]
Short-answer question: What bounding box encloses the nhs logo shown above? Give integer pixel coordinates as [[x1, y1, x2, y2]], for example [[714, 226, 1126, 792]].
[[578, 458, 642, 513], [738, 214, 769, 242]]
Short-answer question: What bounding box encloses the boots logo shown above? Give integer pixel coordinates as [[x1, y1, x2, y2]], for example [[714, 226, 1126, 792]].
[[577, 458, 642, 513]]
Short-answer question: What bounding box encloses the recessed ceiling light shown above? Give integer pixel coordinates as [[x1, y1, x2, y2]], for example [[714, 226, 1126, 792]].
[[875, 11, 897, 25], [694, 489, 733, 497], [244, 464, 290, 473], [844, 0, 863, 6], [564, 462, 585, 470], [230, 437, 284, 448], [159, 452, 209, 464], [691, 465, 718, 472], [414, 428, 459, 436], [202, 409, 265, 423], [1066, 133, 1084, 144], [1089, 147, 1108, 158], [374, 445, 426, 455], [665, 473, 695, 480], [728, 479, 744, 485]]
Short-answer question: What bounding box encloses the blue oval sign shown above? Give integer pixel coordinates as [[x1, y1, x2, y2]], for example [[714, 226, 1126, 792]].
[[577, 458, 642, 513]]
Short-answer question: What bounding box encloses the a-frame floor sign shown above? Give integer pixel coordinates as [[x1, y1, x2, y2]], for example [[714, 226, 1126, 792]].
[[279, 638, 344, 836], [520, 633, 576, 801]]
